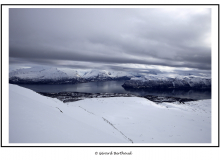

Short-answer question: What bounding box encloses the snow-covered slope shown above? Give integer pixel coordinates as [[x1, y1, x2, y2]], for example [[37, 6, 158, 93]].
[[122, 75, 211, 89], [57, 68, 81, 79], [9, 84, 129, 143], [75, 98, 211, 143], [9, 66, 68, 79], [9, 67, 78, 84], [81, 69, 133, 81], [9, 84, 211, 143], [81, 70, 111, 80]]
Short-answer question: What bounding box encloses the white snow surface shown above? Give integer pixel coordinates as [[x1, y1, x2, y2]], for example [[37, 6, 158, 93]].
[[9, 84, 211, 143], [79, 69, 133, 79], [57, 68, 81, 78]]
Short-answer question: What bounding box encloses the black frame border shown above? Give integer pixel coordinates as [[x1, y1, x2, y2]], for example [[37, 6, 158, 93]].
[[1, 3, 219, 148]]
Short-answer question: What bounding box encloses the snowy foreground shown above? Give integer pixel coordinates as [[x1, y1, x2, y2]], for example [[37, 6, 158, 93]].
[[9, 84, 211, 143]]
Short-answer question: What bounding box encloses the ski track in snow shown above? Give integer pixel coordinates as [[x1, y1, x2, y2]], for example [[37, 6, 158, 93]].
[[78, 106, 95, 115], [102, 117, 133, 143], [77, 105, 133, 143], [56, 107, 63, 113]]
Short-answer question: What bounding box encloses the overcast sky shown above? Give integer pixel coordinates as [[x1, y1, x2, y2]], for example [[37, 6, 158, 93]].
[[9, 8, 211, 74]]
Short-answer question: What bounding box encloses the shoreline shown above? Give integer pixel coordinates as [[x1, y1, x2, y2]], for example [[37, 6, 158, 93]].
[[38, 91, 198, 103]]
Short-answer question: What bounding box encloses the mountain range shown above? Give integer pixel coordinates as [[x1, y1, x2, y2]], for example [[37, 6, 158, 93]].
[[9, 67, 135, 84], [122, 75, 211, 90], [9, 66, 211, 90]]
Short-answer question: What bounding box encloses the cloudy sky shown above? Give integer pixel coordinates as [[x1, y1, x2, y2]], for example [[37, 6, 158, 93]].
[[9, 7, 211, 74]]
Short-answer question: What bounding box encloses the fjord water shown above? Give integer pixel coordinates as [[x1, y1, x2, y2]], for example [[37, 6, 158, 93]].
[[18, 80, 211, 100]]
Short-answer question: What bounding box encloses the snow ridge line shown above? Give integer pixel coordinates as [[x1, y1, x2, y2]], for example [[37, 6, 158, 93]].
[[102, 117, 133, 143]]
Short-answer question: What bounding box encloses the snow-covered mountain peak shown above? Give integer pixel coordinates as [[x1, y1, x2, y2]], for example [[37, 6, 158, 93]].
[[9, 66, 69, 80], [57, 68, 81, 78], [81, 70, 112, 79]]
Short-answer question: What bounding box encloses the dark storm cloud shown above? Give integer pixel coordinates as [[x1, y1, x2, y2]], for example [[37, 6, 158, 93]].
[[9, 8, 211, 71]]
